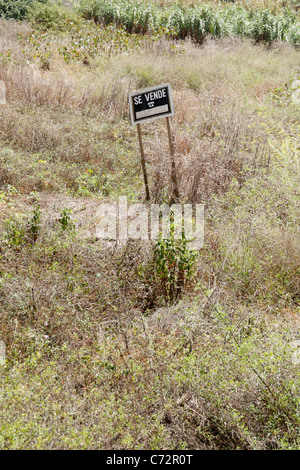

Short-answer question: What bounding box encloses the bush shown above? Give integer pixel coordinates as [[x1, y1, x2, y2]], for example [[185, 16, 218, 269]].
[[0, 0, 48, 21], [154, 229, 198, 304], [28, 1, 78, 31]]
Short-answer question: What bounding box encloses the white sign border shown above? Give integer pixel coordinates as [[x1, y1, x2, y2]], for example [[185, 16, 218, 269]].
[[129, 83, 174, 125]]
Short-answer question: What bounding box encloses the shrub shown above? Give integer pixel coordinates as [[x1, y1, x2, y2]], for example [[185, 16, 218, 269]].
[[0, 0, 48, 21], [28, 1, 78, 31], [2, 218, 26, 248], [29, 201, 42, 242], [154, 228, 198, 304], [58, 208, 75, 232]]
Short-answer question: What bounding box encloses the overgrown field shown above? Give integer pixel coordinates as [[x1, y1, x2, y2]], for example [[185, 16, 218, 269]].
[[78, 0, 300, 44], [0, 0, 300, 450]]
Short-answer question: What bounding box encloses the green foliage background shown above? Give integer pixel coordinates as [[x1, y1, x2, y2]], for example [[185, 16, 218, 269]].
[[78, 0, 300, 45], [0, 0, 48, 21]]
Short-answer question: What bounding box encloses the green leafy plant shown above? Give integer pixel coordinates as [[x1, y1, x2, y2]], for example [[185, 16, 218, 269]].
[[29, 201, 42, 242], [0, 0, 48, 21], [2, 218, 26, 249], [28, 1, 78, 31], [58, 208, 75, 232], [154, 227, 198, 304], [77, 0, 300, 45]]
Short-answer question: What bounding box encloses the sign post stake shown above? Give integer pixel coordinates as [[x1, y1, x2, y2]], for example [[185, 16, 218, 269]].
[[137, 123, 150, 201], [166, 116, 179, 201], [129, 83, 177, 202]]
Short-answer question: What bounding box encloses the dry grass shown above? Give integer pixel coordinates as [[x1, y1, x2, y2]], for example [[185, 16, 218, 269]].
[[1, 20, 298, 199]]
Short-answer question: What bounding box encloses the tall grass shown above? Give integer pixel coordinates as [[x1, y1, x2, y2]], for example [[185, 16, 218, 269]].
[[77, 0, 300, 45]]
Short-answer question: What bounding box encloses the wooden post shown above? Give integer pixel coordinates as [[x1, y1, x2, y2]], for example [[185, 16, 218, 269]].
[[166, 116, 179, 201], [137, 123, 150, 201]]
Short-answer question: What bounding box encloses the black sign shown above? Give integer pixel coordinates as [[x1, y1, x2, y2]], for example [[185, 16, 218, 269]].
[[129, 83, 174, 125]]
